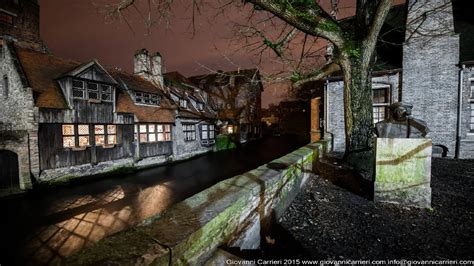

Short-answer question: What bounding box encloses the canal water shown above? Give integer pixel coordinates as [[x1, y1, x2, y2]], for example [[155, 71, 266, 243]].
[[0, 136, 306, 265]]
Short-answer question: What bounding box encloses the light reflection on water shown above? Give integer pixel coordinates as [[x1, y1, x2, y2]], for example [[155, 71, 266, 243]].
[[25, 183, 175, 264]]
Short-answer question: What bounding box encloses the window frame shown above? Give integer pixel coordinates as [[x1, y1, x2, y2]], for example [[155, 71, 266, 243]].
[[200, 124, 215, 145], [183, 123, 196, 141], [137, 123, 172, 143], [179, 98, 188, 109], [372, 85, 391, 124], [72, 78, 114, 103], [134, 91, 161, 106]]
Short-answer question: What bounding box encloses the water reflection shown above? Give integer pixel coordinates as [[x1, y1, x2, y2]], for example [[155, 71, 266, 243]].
[[1, 136, 305, 265]]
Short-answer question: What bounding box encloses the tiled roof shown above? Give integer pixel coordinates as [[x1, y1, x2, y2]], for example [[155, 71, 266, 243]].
[[112, 70, 177, 123], [15, 47, 76, 109]]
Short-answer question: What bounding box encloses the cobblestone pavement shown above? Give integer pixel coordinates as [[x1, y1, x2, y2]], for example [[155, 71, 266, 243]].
[[273, 158, 474, 260]]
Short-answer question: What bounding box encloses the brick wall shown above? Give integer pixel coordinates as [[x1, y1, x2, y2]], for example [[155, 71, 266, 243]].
[[402, 0, 459, 157]]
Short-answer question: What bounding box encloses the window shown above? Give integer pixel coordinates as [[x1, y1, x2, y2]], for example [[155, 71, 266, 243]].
[[0, 12, 13, 25], [470, 103, 474, 132], [94, 124, 117, 146], [3, 76, 8, 99], [180, 98, 187, 108], [78, 124, 90, 147], [201, 124, 215, 145], [134, 91, 160, 106], [72, 79, 113, 102], [183, 124, 196, 141], [372, 86, 390, 124], [197, 102, 204, 111], [137, 124, 172, 143], [62, 125, 75, 148], [62, 124, 90, 148], [469, 80, 474, 133]]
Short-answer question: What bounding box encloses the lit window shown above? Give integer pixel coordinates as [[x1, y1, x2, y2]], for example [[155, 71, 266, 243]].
[[78, 124, 90, 147], [62, 125, 75, 148], [95, 125, 105, 145], [183, 124, 196, 141], [149, 124, 157, 142], [164, 124, 172, 141], [227, 125, 234, 134], [372, 86, 390, 124]]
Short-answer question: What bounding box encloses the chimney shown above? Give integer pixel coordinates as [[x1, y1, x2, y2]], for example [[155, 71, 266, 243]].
[[134, 48, 150, 76], [150, 52, 164, 88], [405, 0, 455, 41]]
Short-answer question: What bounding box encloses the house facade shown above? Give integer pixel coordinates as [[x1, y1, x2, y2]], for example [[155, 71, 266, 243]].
[[324, 0, 474, 158]]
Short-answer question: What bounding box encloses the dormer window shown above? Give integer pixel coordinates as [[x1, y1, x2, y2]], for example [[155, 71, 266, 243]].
[[134, 91, 161, 106], [179, 98, 187, 108], [72, 79, 113, 102], [197, 102, 204, 111]]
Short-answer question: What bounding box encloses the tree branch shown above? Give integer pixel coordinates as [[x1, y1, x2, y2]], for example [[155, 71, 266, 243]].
[[361, 0, 392, 70], [293, 62, 340, 88]]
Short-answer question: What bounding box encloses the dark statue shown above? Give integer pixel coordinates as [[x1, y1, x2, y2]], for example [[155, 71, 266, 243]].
[[375, 102, 429, 138]]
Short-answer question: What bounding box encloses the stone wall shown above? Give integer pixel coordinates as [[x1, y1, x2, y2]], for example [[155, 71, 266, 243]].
[[326, 73, 401, 151], [0, 41, 38, 188], [402, 0, 459, 157], [66, 141, 329, 265], [172, 118, 214, 160]]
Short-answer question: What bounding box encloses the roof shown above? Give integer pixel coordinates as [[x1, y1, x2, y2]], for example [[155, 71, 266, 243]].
[[112, 70, 177, 123], [115, 89, 175, 123], [164, 71, 217, 120], [15, 46, 76, 109]]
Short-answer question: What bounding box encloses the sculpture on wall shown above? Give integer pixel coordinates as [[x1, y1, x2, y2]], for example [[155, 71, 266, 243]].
[[375, 102, 429, 138]]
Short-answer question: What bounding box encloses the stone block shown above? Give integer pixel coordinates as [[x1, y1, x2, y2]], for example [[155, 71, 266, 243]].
[[374, 138, 432, 208]]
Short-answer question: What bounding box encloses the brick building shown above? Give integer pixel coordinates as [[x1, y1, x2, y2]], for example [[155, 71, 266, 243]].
[[324, 0, 474, 158]]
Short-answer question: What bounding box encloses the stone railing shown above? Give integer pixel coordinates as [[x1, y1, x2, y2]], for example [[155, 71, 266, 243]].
[[66, 141, 329, 265]]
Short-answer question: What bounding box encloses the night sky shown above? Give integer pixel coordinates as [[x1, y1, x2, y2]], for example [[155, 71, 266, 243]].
[[39, 0, 400, 107]]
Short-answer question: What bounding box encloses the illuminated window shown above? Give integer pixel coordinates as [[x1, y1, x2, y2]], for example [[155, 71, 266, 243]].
[[62, 125, 75, 148], [78, 124, 90, 147], [183, 124, 196, 141], [372, 86, 390, 124], [137, 124, 172, 143], [164, 124, 172, 141], [107, 125, 117, 145], [227, 125, 234, 134], [95, 125, 105, 145], [94, 125, 117, 146]]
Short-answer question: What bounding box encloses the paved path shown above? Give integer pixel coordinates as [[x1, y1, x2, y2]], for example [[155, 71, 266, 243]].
[[0, 136, 306, 265]]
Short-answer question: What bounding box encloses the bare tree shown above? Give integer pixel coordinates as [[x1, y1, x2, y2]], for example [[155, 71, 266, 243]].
[[104, 0, 393, 162]]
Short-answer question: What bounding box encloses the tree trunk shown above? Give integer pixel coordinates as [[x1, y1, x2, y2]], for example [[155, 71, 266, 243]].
[[340, 56, 374, 178], [342, 60, 374, 154]]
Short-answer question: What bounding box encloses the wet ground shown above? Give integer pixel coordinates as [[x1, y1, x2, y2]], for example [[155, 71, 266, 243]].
[[0, 136, 306, 265], [266, 158, 474, 260]]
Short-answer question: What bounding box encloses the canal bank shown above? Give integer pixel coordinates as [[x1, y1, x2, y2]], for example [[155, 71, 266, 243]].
[[0, 135, 306, 265]]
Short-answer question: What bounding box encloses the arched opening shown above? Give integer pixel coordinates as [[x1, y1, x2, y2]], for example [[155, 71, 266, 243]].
[[0, 150, 20, 189]]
